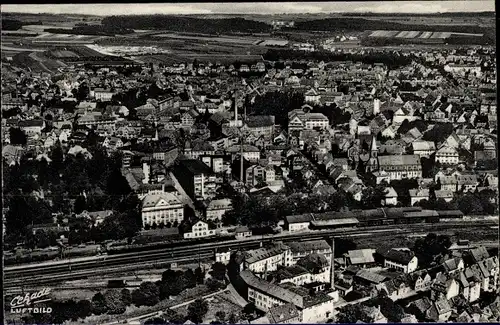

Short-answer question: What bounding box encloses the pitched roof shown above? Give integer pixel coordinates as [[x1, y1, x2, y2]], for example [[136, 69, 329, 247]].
[[347, 249, 376, 265], [378, 154, 420, 166], [384, 249, 415, 265]]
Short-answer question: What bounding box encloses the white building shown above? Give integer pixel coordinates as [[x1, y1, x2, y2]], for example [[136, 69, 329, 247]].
[[383, 250, 418, 273], [244, 244, 292, 273], [206, 198, 233, 221], [435, 146, 459, 165], [141, 193, 184, 228], [184, 220, 216, 239], [412, 141, 436, 158]]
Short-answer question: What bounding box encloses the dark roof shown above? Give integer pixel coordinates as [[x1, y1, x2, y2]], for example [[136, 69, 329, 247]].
[[246, 115, 275, 127], [177, 159, 213, 175], [384, 249, 415, 265]]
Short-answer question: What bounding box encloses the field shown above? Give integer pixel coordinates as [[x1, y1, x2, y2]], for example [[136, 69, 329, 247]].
[[31, 32, 104, 44], [154, 33, 262, 45], [368, 30, 483, 39]]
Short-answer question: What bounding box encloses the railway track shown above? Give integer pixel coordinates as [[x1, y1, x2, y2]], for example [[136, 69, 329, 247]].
[[4, 221, 497, 288]]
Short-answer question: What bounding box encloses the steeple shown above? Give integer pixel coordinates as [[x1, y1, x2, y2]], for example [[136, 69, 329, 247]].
[[370, 136, 378, 158]]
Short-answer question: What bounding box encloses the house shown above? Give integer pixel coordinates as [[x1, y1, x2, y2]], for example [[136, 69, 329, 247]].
[[344, 249, 376, 267], [435, 190, 454, 202], [205, 198, 232, 221], [456, 174, 479, 192], [411, 141, 436, 158], [427, 298, 452, 322], [285, 214, 312, 232], [384, 187, 398, 205], [435, 146, 459, 165], [409, 189, 429, 206], [235, 226, 252, 239], [184, 219, 216, 239], [19, 119, 44, 136], [141, 193, 184, 228], [383, 249, 418, 273]]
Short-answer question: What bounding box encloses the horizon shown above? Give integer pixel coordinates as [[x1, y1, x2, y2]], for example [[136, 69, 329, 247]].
[[1, 1, 496, 16]]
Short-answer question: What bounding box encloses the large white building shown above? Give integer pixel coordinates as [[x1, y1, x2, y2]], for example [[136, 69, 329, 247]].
[[244, 244, 293, 273], [141, 193, 184, 228], [377, 155, 422, 181], [435, 146, 459, 165]]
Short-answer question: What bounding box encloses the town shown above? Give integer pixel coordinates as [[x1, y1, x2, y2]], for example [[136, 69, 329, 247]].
[[2, 4, 499, 325]]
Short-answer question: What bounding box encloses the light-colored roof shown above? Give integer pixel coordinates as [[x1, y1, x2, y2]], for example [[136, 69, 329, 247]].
[[412, 141, 436, 151], [239, 270, 303, 307], [378, 154, 420, 166], [347, 249, 376, 265], [142, 193, 182, 208]]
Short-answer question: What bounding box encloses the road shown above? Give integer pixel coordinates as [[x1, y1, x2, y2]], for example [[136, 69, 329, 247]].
[[4, 221, 497, 289]]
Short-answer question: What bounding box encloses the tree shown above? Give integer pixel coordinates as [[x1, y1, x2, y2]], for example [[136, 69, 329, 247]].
[[195, 266, 205, 284], [145, 317, 168, 325], [103, 289, 127, 314], [183, 269, 197, 288], [132, 282, 160, 307], [361, 186, 387, 208], [414, 233, 452, 268], [164, 308, 185, 324], [215, 311, 226, 323], [91, 292, 108, 315], [187, 299, 209, 324], [210, 262, 227, 281], [457, 193, 484, 215], [121, 288, 132, 306], [242, 302, 258, 319], [9, 128, 27, 146]]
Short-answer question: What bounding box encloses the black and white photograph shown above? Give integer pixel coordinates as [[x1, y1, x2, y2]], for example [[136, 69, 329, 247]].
[[1, 1, 498, 324]]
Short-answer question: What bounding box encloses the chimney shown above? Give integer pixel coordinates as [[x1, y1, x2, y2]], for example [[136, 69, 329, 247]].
[[330, 237, 335, 290], [234, 92, 238, 123], [373, 98, 380, 115], [142, 162, 150, 184]]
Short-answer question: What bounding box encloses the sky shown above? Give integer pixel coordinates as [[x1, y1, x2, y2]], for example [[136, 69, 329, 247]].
[[1, 1, 496, 16]]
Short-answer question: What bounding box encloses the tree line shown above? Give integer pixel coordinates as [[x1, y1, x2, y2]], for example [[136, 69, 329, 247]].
[[101, 15, 271, 34]]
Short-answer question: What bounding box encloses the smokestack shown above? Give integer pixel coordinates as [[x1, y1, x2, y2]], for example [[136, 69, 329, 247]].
[[234, 92, 238, 123], [373, 98, 380, 116], [330, 237, 335, 290], [142, 162, 150, 184]]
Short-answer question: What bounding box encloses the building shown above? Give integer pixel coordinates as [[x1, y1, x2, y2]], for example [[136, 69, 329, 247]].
[[205, 198, 233, 221], [245, 115, 275, 138], [435, 146, 459, 164], [235, 226, 252, 239], [141, 193, 184, 228], [377, 155, 422, 180], [265, 303, 301, 324], [244, 244, 292, 273], [173, 159, 216, 200], [411, 141, 436, 158], [285, 214, 313, 232], [183, 219, 216, 239], [383, 249, 418, 273], [287, 240, 332, 264], [18, 119, 45, 136], [409, 189, 430, 206], [240, 270, 335, 322]]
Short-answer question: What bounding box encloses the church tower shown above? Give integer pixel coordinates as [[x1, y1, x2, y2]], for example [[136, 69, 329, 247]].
[[370, 135, 378, 158]]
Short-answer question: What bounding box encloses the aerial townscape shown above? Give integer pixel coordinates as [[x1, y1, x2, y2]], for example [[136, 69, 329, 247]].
[[2, 2, 499, 325]]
